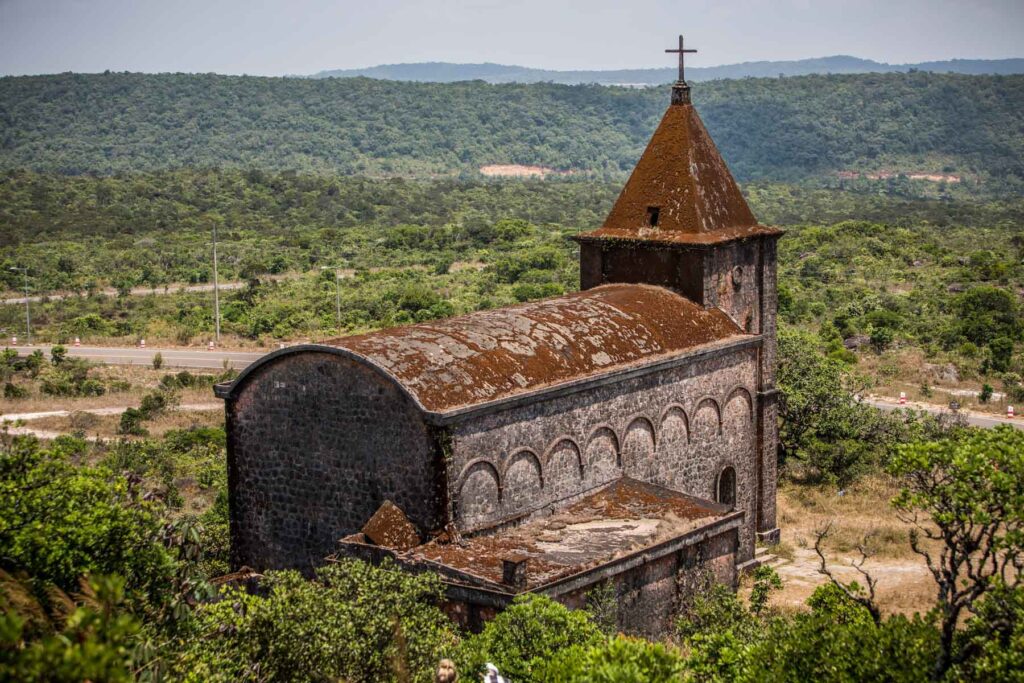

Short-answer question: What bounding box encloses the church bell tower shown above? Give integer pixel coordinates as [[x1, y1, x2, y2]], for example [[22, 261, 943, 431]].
[[574, 36, 783, 543]]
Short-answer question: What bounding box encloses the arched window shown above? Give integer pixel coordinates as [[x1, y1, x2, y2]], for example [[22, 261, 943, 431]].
[[716, 467, 736, 509]]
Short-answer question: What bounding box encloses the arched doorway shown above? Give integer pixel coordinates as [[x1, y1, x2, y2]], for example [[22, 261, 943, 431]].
[[716, 466, 736, 509]]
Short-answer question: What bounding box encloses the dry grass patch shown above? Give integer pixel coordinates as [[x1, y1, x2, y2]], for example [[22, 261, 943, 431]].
[[0, 364, 222, 415], [32, 406, 223, 439], [779, 476, 918, 559], [771, 475, 939, 616]]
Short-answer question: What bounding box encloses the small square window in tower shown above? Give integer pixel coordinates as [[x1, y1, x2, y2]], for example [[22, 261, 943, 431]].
[[646, 206, 660, 227]]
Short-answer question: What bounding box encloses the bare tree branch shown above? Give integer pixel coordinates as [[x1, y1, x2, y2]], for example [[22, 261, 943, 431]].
[[813, 521, 882, 626]]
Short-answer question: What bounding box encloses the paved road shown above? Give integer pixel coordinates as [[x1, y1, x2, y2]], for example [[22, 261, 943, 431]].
[[5, 345, 265, 370], [5, 345, 1021, 431], [864, 397, 1022, 430]]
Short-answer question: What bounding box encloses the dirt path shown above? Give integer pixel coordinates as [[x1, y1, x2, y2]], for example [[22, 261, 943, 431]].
[[769, 480, 937, 616], [1, 402, 222, 441], [770, 547, 934, 615], [1, 402, 221, 423], [0, 273, 295, 305]]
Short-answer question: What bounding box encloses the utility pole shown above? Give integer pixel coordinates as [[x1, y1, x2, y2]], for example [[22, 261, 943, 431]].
[[9, 267, 30, 345], [320, 266, 343, 335], [212, 222, 221, 344]]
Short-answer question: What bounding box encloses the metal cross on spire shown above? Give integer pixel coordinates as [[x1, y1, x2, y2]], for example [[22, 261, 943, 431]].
[[665, 35, 697, 83]]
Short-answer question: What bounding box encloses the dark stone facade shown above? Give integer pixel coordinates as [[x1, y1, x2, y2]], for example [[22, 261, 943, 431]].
[[226, 352, 444, 571], [552, 524, 739, 638], [222, 233, 780, 575]]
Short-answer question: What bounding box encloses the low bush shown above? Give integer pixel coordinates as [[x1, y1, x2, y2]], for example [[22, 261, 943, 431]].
[[456, 594, 603, 683], [117, 408, 148, 436], [177, 560, 457, 682]]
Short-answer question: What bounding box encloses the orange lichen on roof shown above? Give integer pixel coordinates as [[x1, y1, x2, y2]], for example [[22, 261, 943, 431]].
[[324, 283, 745, 413], [579, 102, 781, 245], [404, 478, 731, 590]]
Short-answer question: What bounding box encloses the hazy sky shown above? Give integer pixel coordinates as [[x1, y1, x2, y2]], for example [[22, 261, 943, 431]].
[[1, 0, 1022, 76]]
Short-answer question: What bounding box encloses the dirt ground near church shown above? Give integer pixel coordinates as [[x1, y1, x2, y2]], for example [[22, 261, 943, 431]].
[[760, 477, 938, 616]]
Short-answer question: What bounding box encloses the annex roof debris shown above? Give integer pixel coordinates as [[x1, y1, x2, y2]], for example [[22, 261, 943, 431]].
[[360, 500, 421, 551], [399, 478, 736, 591], [324, 283, 745, 413]]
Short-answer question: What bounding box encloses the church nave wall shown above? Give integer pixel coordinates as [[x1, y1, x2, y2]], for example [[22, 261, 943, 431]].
[[450, 345, 759, 558]]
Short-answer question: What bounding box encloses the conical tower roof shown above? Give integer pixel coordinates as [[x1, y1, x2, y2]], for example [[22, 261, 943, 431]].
[[580, 87, 780, 246]]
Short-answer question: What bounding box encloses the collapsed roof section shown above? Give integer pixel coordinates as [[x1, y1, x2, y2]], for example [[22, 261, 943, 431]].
[[340, 477, 742, 596]]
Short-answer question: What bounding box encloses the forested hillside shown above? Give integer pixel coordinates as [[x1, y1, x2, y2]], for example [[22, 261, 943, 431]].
[[1, 72, 1022, 190], [311, 56, 1024, 83]]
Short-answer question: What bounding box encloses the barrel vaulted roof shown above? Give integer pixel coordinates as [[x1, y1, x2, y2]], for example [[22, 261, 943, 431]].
[[320, 283, 745, 413]]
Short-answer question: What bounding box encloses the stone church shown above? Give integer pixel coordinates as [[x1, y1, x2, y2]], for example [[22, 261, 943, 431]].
[[216, 51, 782, 635]]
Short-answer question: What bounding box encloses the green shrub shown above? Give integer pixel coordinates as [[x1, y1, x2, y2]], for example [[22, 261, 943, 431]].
[[952, 585, 1024, 682], [989, 336, 1015, 373], [152, 352, 164, 370], [0, 435, 173, 605], [178, 560, 456, 682], [956, 286, 1021, 347], [3, 382, 27, 399], [38, 359, 104, 397], [78, 378, 106, 396], [806, 582, 877, 627], [457, 594, 602, 683], [740, 611, 938, 682], [0, 574, 141, 683], [777, 329, 896, 485], [539, 636, 685, 682], [869, 326, 894, 352], [49, 344, 67, 366], [138, 389, 179, 419], [117, 408, 148, 436]]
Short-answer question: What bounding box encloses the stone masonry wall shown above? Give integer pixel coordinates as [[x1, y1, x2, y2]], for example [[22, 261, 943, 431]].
[[227, 352, 441, 571], [449, 346, 759, 561], [702, 240, 762, 335], [551, 526, 738, 638], [704, 236, 781, 538]]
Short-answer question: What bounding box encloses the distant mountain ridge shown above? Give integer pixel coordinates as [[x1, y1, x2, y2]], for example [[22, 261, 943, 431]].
[[309, 56, 1024, 84]]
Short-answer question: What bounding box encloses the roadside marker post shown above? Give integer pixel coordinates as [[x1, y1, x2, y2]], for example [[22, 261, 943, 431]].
[[139, 339, 146, 349], [11, 336, 16, 345], [1009, 406, 1015, 419], [208, 341, 215, 351], [899, 391, 906, 405], [74, 337, 81, 347]]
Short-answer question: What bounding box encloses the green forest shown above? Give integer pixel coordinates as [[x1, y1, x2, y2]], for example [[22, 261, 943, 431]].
[[2, 67, 1024, 682], [1, 170, 1021, 397], [2, 72, 1023, 190]]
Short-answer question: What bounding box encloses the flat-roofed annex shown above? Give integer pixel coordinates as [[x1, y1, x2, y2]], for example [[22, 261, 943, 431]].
[[389, 478, 739, 592]]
